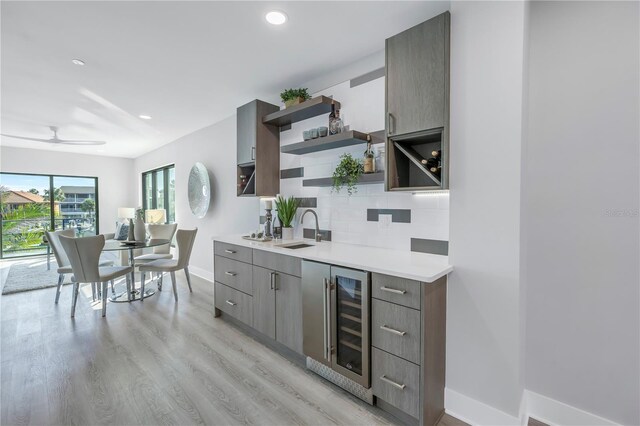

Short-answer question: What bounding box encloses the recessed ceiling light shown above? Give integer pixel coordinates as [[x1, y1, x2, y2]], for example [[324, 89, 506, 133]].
[[265, 10, 287, 25], [139, 114, 152, 120], [71, 59, 85, 66]]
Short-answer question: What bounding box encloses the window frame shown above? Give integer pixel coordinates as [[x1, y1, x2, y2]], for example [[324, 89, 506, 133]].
[[142, 164, 175, 223]]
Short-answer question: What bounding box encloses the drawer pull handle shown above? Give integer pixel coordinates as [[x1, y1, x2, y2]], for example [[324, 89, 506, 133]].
[[224, 249, 236, 254], [380, 375, 405, 390], [380, 325, 407, 336], [225, 300, 237, 306], [380, 286, 406, 295], [225, 271, 237, 276]]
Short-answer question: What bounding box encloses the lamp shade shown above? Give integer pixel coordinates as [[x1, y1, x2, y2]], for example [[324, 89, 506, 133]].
[[145, 209, 166, 224], [117, 207, 135, 219]]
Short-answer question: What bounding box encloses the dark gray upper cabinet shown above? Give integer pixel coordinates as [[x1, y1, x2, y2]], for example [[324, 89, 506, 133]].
[[385, 11, 450, 137], [236, 99, 280, 197]]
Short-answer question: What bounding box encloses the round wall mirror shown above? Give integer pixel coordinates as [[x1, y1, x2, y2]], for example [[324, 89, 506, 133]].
[[188, 162, 211, 218]]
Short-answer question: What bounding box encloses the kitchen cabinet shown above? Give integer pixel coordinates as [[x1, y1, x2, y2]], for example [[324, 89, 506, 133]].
[[386, 12, 449, 137], [385, 11, 450, 192], [236, 99, 280, 197], [213, 242, 303, 355]]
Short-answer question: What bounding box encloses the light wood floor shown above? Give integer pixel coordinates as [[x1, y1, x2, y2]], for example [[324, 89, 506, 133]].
[[1, 268, 466, 426]]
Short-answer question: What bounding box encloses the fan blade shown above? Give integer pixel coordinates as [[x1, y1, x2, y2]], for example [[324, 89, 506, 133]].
[[52, 139, 106, 146], [0, 133, 52, 142]]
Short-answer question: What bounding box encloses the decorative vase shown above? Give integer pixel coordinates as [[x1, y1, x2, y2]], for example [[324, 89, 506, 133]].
[[281, 227, 294, 240], [127, 219, 135, 241], [134, 217, 146, 241], [284, 97, 305, 108]]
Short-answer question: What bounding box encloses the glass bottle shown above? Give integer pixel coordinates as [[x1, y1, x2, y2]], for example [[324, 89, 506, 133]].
[[363, 135, 375, 174], [329, 102, 343, 135]]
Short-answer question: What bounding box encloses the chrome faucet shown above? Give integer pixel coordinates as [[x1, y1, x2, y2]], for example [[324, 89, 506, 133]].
[[301, 209, 322, 242]]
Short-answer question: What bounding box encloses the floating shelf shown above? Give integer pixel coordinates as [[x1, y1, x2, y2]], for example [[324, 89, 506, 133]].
[[281, 131, 369, 155], [262, 96, 340, 127], [303, 172, 384, 187]]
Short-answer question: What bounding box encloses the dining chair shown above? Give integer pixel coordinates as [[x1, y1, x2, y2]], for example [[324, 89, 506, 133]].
[[134, 223, 177, 263], [45, 229, 114, 304], [139, 228, 197, 302], [60, 234, 133, 317]]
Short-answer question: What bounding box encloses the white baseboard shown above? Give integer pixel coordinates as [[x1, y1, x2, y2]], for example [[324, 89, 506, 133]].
[[524, 390, 618, 426], [445, 388, 520, 425], [188, 265, 213, 283], [445, 388, 619, 426]]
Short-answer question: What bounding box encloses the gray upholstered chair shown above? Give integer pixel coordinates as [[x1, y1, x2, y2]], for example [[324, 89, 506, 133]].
[[45, 229, 114, 304], [139, 228, 197, 302], [60, 234, 133, 317]]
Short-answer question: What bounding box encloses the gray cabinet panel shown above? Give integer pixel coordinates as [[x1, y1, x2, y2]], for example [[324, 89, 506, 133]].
[[252, 266, 276, 339], [214, 256, 253, 295], [214, 241, 253, 264], [372, 299, 421, 364], [372, 273, 421, 310], [372, 347, 420, 420], [237, 101, 257, 165], [275, 273, 303, 354], [386, 12, 449, 136], [253, 249, 302, 277], [215, 282, 253, 326]]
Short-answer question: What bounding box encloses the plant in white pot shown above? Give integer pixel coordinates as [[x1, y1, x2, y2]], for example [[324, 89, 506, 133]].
[[274, 195, 300, 240]]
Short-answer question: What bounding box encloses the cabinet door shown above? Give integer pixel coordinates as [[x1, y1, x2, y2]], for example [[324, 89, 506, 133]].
[[237, 101, 257, 165], [252, 265, 276, 339], [275, 273, 303, 354], [386, 12, 449, 136]]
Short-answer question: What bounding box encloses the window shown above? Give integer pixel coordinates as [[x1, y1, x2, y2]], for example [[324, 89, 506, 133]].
[[142, 165, 175, 223], [0, 172, 99, 258]]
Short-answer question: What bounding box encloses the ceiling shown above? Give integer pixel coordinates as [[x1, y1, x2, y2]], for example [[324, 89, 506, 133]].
[[1, 1, 449, 158]]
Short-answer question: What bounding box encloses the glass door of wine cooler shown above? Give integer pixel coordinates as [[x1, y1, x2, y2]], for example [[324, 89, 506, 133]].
[[331, 266, 370, 388]]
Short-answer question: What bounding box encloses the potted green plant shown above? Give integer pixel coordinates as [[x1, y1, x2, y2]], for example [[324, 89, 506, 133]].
[[332, 153, 364, 196], [280, 88, 311, 108], [274, 195, 300, 240]]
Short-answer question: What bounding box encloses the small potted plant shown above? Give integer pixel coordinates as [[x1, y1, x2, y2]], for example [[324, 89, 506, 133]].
[[332, 153, 364, 196], [280, 88, 311, 108], [274, 195, 300, 240]]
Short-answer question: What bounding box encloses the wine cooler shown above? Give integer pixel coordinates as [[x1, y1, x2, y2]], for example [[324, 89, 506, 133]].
[[302, 261, 370, 389]]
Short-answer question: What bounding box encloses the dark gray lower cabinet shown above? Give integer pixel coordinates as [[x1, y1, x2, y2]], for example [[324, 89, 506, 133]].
[[252, 265, 276, 339], [214, 244, 303, 356], [275, 273, 303, 353]]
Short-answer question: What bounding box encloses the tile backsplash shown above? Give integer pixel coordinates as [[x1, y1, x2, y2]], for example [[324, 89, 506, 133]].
[[261, 75, 449, 252]]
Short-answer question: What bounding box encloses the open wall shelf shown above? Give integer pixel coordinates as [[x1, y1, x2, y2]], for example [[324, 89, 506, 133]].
[[262, 96, 340, 127], [302, 172, 384, 187], [281, 131, 369, 155]]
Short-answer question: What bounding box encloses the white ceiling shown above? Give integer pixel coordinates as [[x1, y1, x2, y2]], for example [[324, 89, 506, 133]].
[[1, 1, 449, 158]]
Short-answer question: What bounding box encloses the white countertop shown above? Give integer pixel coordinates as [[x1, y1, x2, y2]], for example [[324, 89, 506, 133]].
[[212, 235, 452, 283]]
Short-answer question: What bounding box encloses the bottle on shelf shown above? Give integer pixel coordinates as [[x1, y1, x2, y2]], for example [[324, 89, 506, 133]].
[[329, 101, 343, 135], [363, 135, 375, 174]]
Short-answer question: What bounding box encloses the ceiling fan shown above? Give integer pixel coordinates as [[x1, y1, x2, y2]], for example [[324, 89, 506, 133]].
[[1, 126, 106, 146]]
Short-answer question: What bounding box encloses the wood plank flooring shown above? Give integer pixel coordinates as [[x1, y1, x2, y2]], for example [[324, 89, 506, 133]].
[[1, 267, 465, 426]]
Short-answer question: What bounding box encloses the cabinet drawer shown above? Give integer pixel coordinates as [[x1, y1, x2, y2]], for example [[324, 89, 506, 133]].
[[214, 241, 252, 264], [253, 249, 301, 277], [372, 273, 421, 310], [215, 282, 253, 326], [372, 347, 420, 420], [372, 299, 421, 364], [214, 256, 253, 295]]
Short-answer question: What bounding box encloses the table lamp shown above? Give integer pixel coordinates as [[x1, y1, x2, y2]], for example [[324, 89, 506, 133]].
[[145, 209, 166, 224]]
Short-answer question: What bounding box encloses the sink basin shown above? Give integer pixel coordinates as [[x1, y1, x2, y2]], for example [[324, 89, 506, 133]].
[[274, 242, 314, 249]]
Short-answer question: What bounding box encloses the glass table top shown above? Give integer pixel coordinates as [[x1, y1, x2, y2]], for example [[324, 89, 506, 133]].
[[103, 238, 171, 251]]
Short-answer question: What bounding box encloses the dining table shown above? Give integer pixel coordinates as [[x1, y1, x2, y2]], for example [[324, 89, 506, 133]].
[[102, 238, 171, 302]]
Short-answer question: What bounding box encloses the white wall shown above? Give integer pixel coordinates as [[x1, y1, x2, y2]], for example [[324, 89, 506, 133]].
[[133, 116, 258, 280], [447, 0, 528, 418], [0, 146, 135, 234], [278, 77, 449, 251], [524, 2, 640, 424]]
